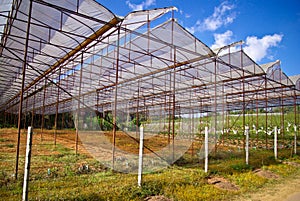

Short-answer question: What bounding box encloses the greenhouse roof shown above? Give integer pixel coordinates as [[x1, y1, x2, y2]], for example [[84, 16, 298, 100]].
[[0, 0, 299, 116]]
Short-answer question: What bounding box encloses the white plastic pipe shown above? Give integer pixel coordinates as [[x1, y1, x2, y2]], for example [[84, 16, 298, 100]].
[[274, 126, 277, 160], [22, 127, 33, 201], [245, 126, 249, 165], [204, 126, 208, 173], [138, 125, 144, 187]]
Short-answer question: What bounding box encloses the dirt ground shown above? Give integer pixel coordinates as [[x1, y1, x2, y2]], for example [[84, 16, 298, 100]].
[[236, 174, 300, 201], [1, 128, 299, 201]]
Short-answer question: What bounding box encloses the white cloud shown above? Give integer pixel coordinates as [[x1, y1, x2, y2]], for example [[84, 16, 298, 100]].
[[178, 9, 191, 21], [203, 2, 236, 31], [210, 30, 234, 51], [210, 31, 283, 62], [185, 13, 191, 19], [187, 1, 236, 33], [186, 20, 201, 34], [126, 0, 156, 11], [244, 34, 283, 62]]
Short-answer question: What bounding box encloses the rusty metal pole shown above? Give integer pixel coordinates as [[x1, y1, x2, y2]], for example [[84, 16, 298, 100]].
[[256, 93, 259, 144], [24, 91, 29, 130], [280, 69, 285, 139], [294, 94, 297, 155], [31, 85, 36, 127], [41, 78, 47, 140], [61, 111, 64, 129], [54, 68, 61, 146], [112, 26, 121, 169], [4, 111, 7, 127], [172, 67, 176, 162], [226, 95, 229, 141], [200, 98, 202, 136], [242, 51, 246, 153], [214, 58, 218, 154], [75, 53, 84, 155], [265, 75, 268, 149], [221, 84, 225, 145], [191, 107, 194, 157], [171, 52, 176, 162], [136, 82, 140, 139], [15, 0, 33, 180], [171, 11, 176, 162]]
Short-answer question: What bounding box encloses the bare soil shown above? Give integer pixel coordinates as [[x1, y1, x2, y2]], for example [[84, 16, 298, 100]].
[[236, 173, 300, 201], [207, 176, 240, 191], [145, 195, 172, 201], [253, 169, 280, 179]]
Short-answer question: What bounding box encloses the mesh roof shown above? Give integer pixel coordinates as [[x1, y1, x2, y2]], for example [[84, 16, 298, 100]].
[[0, 0, 299, 116], [289, 75, 300, 90], [0, 0, 117, 107]]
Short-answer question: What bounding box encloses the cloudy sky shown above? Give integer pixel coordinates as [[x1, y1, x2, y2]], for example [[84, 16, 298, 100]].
[[99, 0, 300, 76]]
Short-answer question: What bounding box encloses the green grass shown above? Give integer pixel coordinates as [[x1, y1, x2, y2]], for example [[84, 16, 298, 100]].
[[1, 148, 299, 200], [0, 125, 299, 200]]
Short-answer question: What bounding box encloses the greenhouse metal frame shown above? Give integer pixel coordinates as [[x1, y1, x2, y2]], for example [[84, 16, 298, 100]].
[[0, 0, 299, 179]]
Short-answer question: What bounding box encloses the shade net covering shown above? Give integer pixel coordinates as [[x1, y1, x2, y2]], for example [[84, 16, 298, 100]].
[[0, 0, 299, 173]]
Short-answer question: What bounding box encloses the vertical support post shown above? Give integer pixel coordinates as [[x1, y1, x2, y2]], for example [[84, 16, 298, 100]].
[[138, 125, 144, 187], [31, 86, 36, 127], [75, 53, 84, 155], [245, 125, 249, 165], [172, 63, 176, 162], [204, 126, 208, 173], [191, 108, 194, 157], [200, 99, 204, 136], [241, 51, 246, 153], [294, 125, 297, 155], [24, 91, 29, 130], [281, 100, 285, 138], [54, 68, 61, 146], [54, 98, 58, 146], [265, 76, 268, 149], [112, 26, 121, 169], [213, 59, 217, 154], [41, 78, 47, 138], [226, 100, 229, 140], [171, 14, 176, 162], [256, 94, 259, 144], [16, 0, 33, 180], [136, 81, 140, 139], [221, 85, 225, 145], [61, 112, 64, 129], [22, 127, 33, 201], [274, 126, 277, 160], [294, 94, 297, 155], [3, 111, 6, 127]]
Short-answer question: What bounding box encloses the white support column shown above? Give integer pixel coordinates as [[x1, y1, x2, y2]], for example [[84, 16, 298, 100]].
[[138, 125, 144, 187], [245, 125, 249, 165], [274, 126, 277, 160], [22, 127, 33, 201], [204, 126, 208, 173]]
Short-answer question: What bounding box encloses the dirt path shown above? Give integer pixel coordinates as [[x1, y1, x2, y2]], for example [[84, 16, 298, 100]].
[[236, 174, 300, 201]]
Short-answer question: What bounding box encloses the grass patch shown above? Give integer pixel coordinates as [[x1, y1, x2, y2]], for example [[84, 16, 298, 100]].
[[0, 138, 9, 142], [229, 172, 268, 192], [264, 163, 299, 177], [0, 128, 300, 200]]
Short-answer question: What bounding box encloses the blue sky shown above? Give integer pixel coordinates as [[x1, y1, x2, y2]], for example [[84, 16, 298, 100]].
[[98, 0, 300, 76]]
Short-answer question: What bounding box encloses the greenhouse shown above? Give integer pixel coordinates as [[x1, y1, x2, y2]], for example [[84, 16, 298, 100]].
[[0, 0, 299, 199]]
